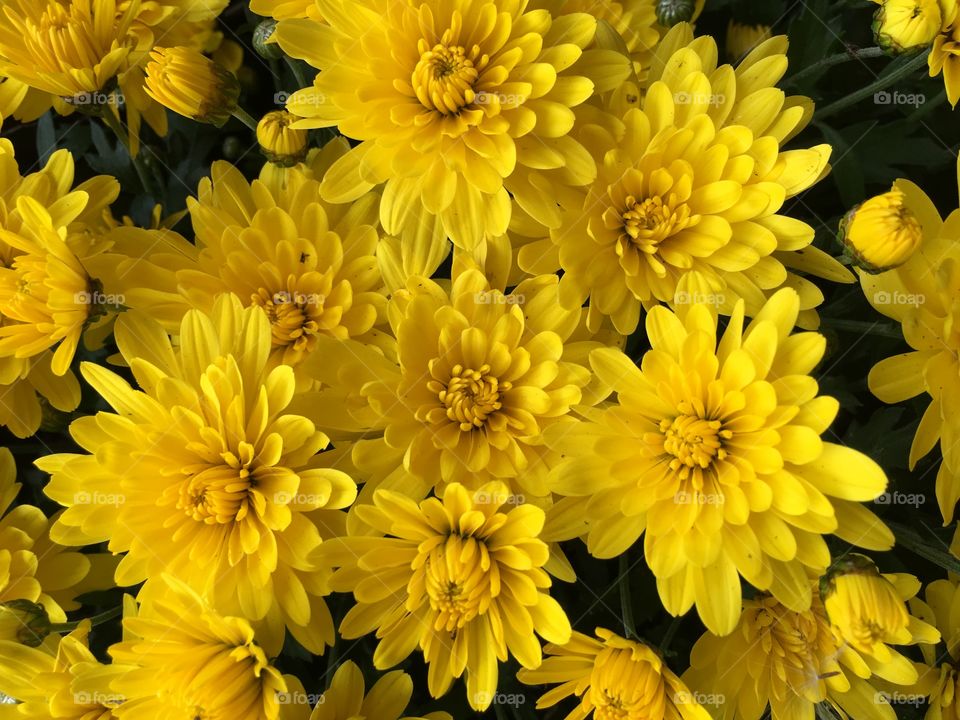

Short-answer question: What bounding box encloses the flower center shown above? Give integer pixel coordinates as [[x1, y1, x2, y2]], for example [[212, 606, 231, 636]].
[[621, 195, 692, 251], [175, 442, 258, 524], [423, 534, 494, 631], [659, 413, 731, 478], [435, 364, 510, 431], [250, 286, 321, 352], [412, 41, 480, 114], [589, 647, 664, 720]]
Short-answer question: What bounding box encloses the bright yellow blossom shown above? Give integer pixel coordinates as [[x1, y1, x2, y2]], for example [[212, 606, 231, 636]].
[[258, 110, 309, 166], [318, 483, 571, 711], [928, 0, 960, 106], [872, 0, 944, 52], [145, 46, 239, 125], [841, 185, 924, 272], [546, 289, 893, 635]]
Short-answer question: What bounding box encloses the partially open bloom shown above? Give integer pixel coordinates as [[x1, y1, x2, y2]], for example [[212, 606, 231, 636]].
[[685, 577, 940, 720], [872, 0, 944, 52], [821, 555, 931, 661], [726, 21, 773, 61], [276, 0, 630, 250], [287, 661, 451, 720], [318, 483, 572, 711], [519, 627, 712, 720], [911, 577, 960, 719], [928, 1, 960, 106], [840, 186, 924, 272], [145, 46, 239, 125], [109, 576, 287, 720], [546, 289, 894, 635], [38, 295, 357, 655], [258, 110, 308, 166], [87, 142, 387, 371], [0, 0, 140, 100]]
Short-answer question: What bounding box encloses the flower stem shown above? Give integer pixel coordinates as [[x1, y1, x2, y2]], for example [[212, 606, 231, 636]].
[[818, 317, 905, 340], [659, 616, 682, 655], [785, 46, 885, 87], [618, 554, 637, 640], [98, 107, 157, 196], [232, 107, 260, 132], [48, 605, 122, 634], [284, 56, 311, 91], [886, 520, 960, 574], [815, 50, 930, 120]]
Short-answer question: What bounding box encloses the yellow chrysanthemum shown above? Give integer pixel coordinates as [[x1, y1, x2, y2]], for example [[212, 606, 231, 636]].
[[144, 46, 240, 125], [685, 577, 939, 720], [726, 21, 773, 61], [250, 0, 323, 21], [519, 33, 849, 334], [282, 661, 451, 720], [258, 110, 309, 166], [861, 159, 960, 523], [297, 267, 594, 502], [276, 0, 630, 251], [928, 0, 960, 106], [109, 576, 287, 720], [0, 622, 123, 718], [88, 142, 388, 371], [546, 289, 894, 635], [910, 576, 960, 719], [872, 0, 944, 52], [519, 627, 712, 720], [38, 295, 358, 656], [318, 483, 572, 711], [840, 185, 924, 272], [0, 0, 139, 99]]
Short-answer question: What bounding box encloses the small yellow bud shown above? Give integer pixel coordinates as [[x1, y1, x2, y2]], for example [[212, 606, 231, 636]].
[[873, 0, 942, 53], [0, 600, 51, 647], [145, 47, 240, 127], [726, 21, 773, 62], [257, 110, 308, 166], [839, 186, 923, 272]]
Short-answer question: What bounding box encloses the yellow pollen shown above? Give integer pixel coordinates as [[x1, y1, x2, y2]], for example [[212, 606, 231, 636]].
[[433, 363, 510, 431], [659, 414, 731, 478], [412, 41, 481, 114], [250, 285, 321, 352]]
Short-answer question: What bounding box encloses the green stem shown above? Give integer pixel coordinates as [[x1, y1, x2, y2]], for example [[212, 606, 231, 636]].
[[906, 87, 948, 125], [284, 56, 311, 91], [99, 107, 156, 195], [659, 616, 682, 655], [818, 317, 905, 340], [49, 605, 122, 634], [887, 521, 960, 574], [815, 51, 930, 120], [232, 107, 260, 132], [618, 554, 637, 640], [785, 46, 885, 87]]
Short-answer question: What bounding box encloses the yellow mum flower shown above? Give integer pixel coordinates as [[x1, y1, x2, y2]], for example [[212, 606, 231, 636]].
[[250, 0, 323, 21], [0, 0, 139, 99], [144, 46, 240, 125], [0, 622, 122, 718], [276, 0, 630, 250], [862, 160, 960, 523], [726, 21, 773, 61], [38, 295, 357, 655], [519, 627, 712, 720], [318, 483, 571, 711], [286, 661, 451, 720], [109, 576, 287, 720], [258, 110, 309, 166], [298, 267, 592, 501], [546, 289, 893, 635], [685, 577, 938, 720], [910, 577, 960, 719], [928, 0, 960, 106], [520, 35, 848, 334], [821, 554, 934, 660], [88, 142, 387, 370], [872, 0, 944, 52], [840, 185, 924, 272]]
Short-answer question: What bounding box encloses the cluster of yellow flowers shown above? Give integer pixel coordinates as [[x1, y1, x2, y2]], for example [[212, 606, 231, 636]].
[[0, 1, 955, 719]]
